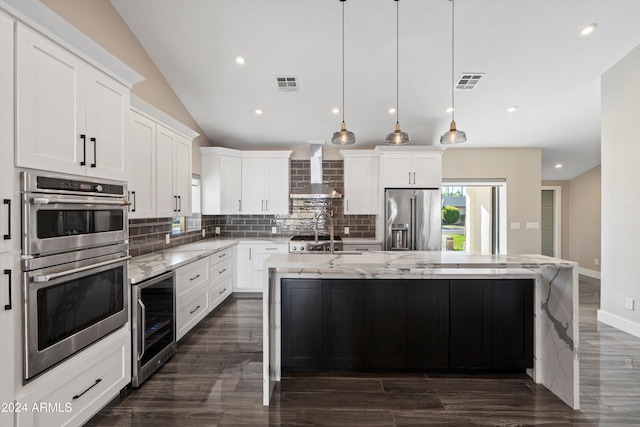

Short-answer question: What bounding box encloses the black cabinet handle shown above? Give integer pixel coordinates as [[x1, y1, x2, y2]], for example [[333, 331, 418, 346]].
[[90, 137, 97, 167], [190, 274, 201, 281], [3, 269, 11, 311], [178, 195, 181, 212], [174, 195, 178, 212], [72, 378, 102, 400], [189, 305, 201, 315], [3, 199, 10, 240], [80, 134, 86, 166], [132, 191, 136, 212]]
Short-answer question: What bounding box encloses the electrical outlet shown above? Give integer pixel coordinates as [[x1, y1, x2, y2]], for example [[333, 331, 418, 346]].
[[202, 229, 206, 237], [215, 227, 220, 235], [344, 227, 350, 235], [625, 298, 635, 311], [271, 226, 277, 234], [510, 222, 521, 230], [165, 234, 170, 244], [594, 258, 599, 266]]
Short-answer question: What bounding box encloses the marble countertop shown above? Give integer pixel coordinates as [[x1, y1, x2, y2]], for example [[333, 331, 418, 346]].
[[341, 238, 382, 244], [129, 239, 237, 284], [264, 251, 576, 279]]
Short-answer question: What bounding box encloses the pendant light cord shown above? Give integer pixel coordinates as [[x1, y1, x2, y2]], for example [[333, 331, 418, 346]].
[[396, 0, 400, 124], [451, 0, 455, 122], [341, 0, 346, 123]]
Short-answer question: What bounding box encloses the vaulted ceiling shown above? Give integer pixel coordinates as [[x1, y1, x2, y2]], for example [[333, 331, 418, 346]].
[[111, 0, 640, 179]]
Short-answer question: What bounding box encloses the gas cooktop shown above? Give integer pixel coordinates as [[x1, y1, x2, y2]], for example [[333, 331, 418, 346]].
[[290, 235, 343, 242], [288, 235, 343, 253]]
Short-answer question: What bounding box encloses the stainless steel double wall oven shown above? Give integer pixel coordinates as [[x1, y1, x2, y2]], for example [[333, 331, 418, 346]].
[[21, 171, 130, 381]]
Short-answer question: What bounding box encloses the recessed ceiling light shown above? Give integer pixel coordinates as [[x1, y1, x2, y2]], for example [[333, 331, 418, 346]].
[[506, 105, 518, 113], [388, 108, 396, 114], [555, 163, 563, 169], [235, 56, 246, 65], [332, 108, 340, 115], [580, 23, 597, 36], [445, 106, 454, 113], [255, 109, 263, 115]]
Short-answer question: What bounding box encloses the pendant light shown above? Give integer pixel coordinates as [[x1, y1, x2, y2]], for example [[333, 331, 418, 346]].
[[331, 0, 356, 145], [440, 0, 467, 145], [386, 0, 410, 145]]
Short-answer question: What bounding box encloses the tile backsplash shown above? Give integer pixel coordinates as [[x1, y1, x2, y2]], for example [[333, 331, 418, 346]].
[[128, 159, 376, 256]]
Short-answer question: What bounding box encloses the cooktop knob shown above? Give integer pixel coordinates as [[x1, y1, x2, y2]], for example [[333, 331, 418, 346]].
[[94, 184, 103, 192]]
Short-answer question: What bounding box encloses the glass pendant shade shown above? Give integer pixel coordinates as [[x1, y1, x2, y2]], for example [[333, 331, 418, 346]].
[[440, 120, 467, 144], [385, 122, 410, 145], [331, 121, 356, 145]]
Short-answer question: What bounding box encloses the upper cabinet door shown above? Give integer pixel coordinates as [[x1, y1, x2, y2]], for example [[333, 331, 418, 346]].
[[156, 125, 177, 218], [129, 111, 156, 219], [220, 155, 242, 214], [265, 157, 290, 214], [381, 154, 413, 187], [15, 23, 86, 176], [412, 154, 442, 188], [85, 66, 129, 181], [344, 155, 379, 215], [174, 136, 192, 217], [241, 157, 266, 214]]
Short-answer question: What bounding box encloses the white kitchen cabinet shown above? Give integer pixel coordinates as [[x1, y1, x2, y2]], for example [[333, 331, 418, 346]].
[[241, 153, 291, 215], [15, 328, 130, 427], [376, 147, 443, 189], [201, 147, 242, 214], [209, 248, 233, 311], [15, 23, 129, 181], [0, 11, 18, 255], [340, 151, 379, 215], [235, 242, 287, 292], [156, 124, 192, 218], [128, 111, 156, 219], [0, 255, 17, 427], [176, 257, 210, 340]]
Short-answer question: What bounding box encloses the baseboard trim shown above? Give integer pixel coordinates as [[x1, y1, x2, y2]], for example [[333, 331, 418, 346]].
[[597, 310, 640, 339], [578, 267, 601, 279]]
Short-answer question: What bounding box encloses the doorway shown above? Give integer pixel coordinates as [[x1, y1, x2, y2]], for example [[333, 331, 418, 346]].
[[541, 186, 562, 258], [441, 181, 507, 255]]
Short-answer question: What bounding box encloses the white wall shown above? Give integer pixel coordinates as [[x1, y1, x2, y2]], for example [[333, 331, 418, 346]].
[[443, 148, 542, 255], [599, 43, 640, 337]]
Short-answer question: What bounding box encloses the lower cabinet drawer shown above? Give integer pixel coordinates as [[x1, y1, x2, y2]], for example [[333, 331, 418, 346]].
[[16, 329, 130, 427], [209, 276, 232, 311], [176, 257, 209, 299], [177, 289, 209, 341], [210, 257, 232, 283]]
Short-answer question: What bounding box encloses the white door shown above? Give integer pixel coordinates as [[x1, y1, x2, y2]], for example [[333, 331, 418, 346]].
[[174, 136, 192, 216], [15, 23, 87, 176], [0, 255, 16, 427], [129, 112, 156, 219], [381, 154, 412, 187], [156, 125, 177, 217], [85, 66, 129, 181], [241, 158, 265, 214], [344, 156, 378, 214], [412, 155, 441, 188], [0, 13, 16, 254], [235, 244, 253, 291], [265, 157, 289, 214], [220, 155, 242, 214]]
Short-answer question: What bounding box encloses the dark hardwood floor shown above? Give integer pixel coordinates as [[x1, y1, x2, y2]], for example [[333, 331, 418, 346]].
[[87, 277, 640, 426]]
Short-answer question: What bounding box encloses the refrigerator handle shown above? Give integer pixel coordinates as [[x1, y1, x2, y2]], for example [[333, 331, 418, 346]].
[[410, 195, 415, 250]]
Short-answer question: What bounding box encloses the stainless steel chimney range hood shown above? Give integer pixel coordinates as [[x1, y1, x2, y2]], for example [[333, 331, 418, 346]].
[[290, 144, 342, 199]]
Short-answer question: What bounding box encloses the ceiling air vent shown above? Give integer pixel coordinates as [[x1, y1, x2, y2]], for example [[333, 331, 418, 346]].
[[455, 73, 484, 90], [276, 76, 299, 92]]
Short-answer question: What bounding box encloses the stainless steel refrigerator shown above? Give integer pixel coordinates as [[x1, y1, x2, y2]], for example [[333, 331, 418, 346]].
[[384, 188, 441, 251]]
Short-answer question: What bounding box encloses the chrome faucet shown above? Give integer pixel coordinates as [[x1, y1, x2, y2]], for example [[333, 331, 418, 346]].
[[314, 211, 335, 253]]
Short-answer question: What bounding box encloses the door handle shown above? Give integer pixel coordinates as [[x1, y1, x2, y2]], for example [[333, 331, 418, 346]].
[[132, 191, 136, 212], [72, 378, 102, 400], [178, 195, 182, 212], [174, 195, 178, 212], [413, 172, 416, 185], [80, 134, 86, 166], [138, 299, 146, 361], [3, 199, 10, 240], [408, 172, 411, 184], [265, 200, 268, 211], [90, 137, 97, 168], [3, 269, 11, 310]]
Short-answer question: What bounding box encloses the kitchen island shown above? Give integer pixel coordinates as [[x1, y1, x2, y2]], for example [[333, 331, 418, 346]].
[[262, 251, 579, 409]]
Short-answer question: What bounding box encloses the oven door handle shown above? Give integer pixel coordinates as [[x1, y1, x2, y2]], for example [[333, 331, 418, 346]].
[[31, 256, 131, 283], [137, 299, 146, 361], [31, 197, 131, 206]]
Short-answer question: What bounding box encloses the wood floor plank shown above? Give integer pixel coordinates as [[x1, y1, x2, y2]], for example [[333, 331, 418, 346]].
[[87, 279, 640, 426]]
